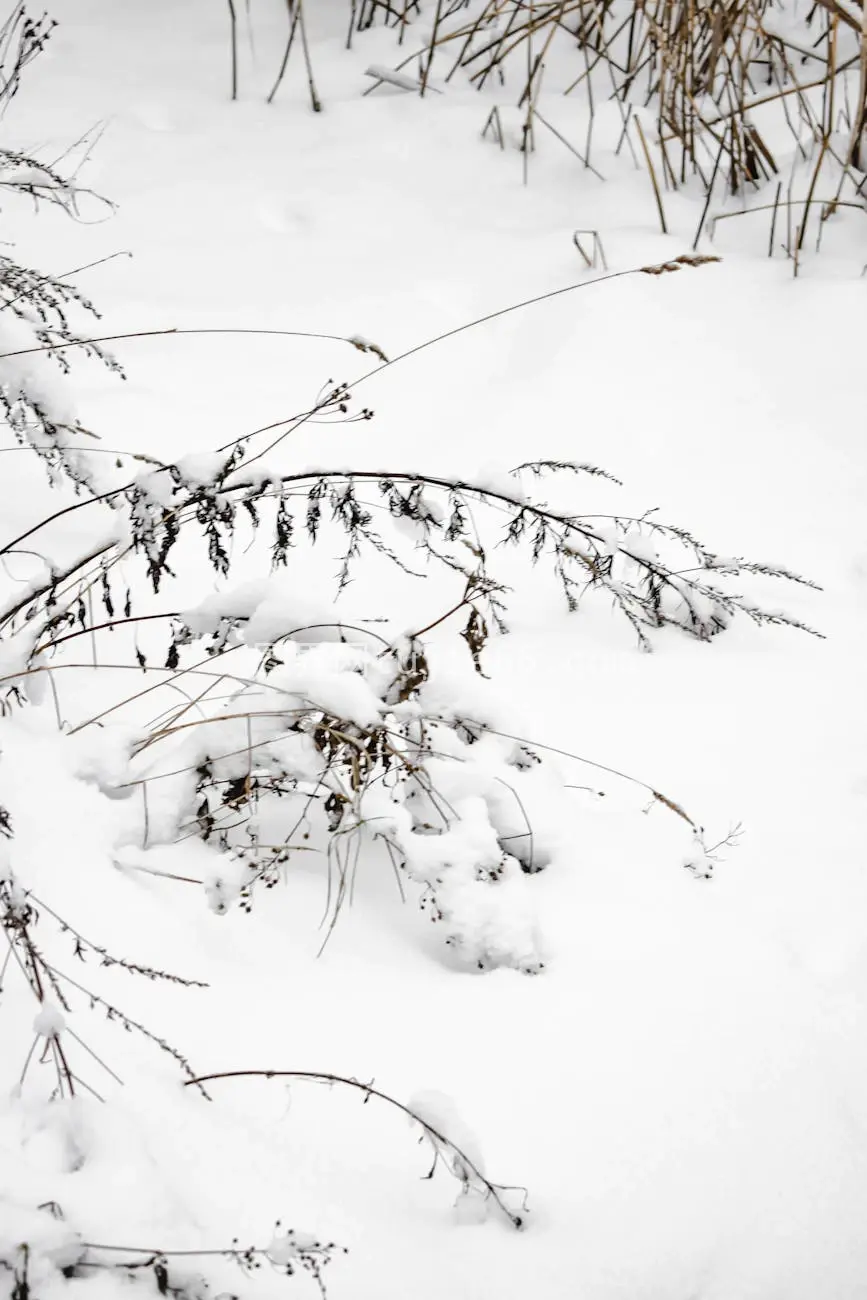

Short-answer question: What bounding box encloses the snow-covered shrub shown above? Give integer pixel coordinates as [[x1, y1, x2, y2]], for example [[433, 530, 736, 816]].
[[0, 379, 822, 970], [0, 8, 533, 1294], [0, 250, 823, 977]]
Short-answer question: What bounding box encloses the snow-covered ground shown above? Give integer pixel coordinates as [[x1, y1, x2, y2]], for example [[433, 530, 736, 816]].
[[2, 2, 867, 1298]]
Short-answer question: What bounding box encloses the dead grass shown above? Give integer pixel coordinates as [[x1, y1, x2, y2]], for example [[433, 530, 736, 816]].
[[325, 0, 867, 261]]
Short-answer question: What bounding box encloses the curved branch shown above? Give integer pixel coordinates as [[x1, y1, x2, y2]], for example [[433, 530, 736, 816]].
[[182, 1069, 527, 1228]]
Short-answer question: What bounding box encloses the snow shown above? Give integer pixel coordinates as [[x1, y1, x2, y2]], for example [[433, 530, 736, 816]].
[[33, 1003, 66, 1038], [407, 1088, 487, 1183], [1, 3, 866, 1300], [620, 529, 658, 565], [174, 452, 232, 488], [267, 1229, 325, 1265]]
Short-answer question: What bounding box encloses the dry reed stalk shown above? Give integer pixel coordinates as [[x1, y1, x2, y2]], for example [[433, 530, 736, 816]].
[[420, 0, 446, 94], [634, 114, 668, 233], [267, 0, 302, 104], [227, 0, 238, 100], [297, 0, 322, 110], [533, 106, 606, 176], [573, 228, 608, 268], [266, 0, 320, 109], [847, 0, 867, 166], [482, 103, 506, 148]]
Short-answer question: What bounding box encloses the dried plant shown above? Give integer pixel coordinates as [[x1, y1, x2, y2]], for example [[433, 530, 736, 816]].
[[1, 1208, 347, 1300], [183, 1069, 529, 1228], [0, 16, 833, 1293], [0, 255, 822, 986], [249, 1, 867, 263], [0, 10, 118, 494]]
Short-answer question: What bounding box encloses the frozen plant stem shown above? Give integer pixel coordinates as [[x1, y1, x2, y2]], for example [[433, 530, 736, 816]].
[[227, 0, 237, 100], [183, 1069, 528, 1228]]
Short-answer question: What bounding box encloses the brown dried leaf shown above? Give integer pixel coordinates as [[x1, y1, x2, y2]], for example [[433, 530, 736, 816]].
[[461, 607, 490, 677], [641, 254, 722, 275], [347, 334, 390, 363], [393, 644, 430, 702], [652, 788, 697, 828]]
